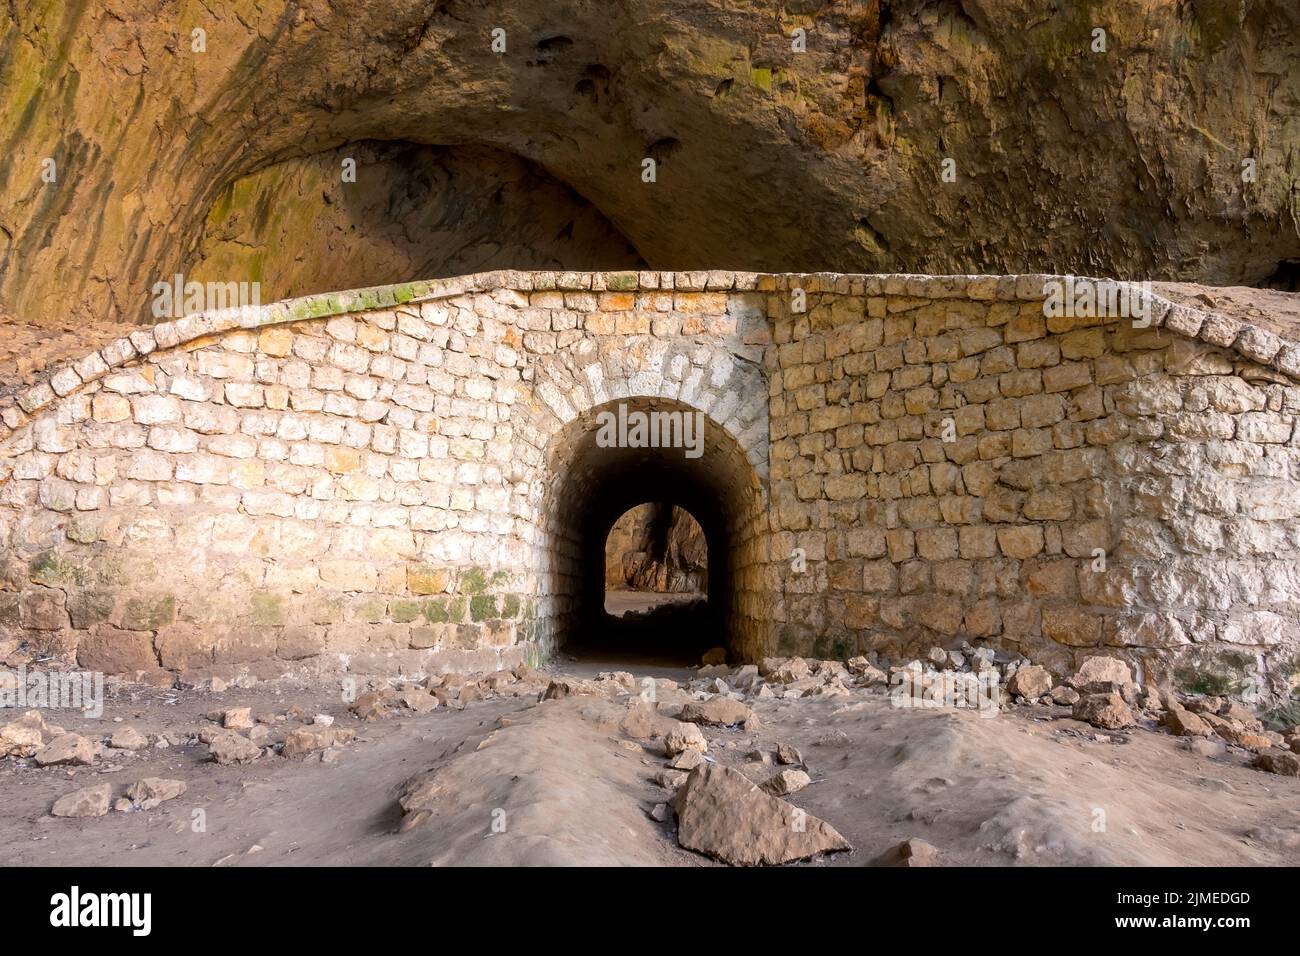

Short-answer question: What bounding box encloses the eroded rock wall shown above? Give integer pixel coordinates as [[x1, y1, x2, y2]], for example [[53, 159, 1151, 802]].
[[3, 1, 1298, 327]]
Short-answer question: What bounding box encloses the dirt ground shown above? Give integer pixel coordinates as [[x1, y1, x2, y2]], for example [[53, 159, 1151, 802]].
[[1, 656, 1298, 867]]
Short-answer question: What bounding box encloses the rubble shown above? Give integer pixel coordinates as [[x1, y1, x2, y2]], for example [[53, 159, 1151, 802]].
[[677, 697, 759, 729]]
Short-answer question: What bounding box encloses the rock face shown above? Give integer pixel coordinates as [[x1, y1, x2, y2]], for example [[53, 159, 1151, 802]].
[[4, 1, 1299, 330], [674, 764, 851, 866], [605, 503, 708, 593]]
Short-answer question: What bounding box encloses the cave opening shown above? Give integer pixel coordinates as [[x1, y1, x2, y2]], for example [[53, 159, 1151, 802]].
[[600, 502, 709, 656], [540, 397, 765, 667]]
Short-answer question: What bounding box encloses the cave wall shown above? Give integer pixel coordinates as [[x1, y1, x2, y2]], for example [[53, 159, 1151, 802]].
[[3, 1, 1299, 328]]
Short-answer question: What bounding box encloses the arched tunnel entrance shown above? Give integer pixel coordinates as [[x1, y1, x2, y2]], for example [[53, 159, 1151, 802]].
[[540, 396, 766, 666]]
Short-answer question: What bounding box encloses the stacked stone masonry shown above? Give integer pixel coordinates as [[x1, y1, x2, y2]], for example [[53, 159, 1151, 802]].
[[1, 271, 1297, 694]]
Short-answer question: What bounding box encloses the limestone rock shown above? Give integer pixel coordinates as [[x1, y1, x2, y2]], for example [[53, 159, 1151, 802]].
[[350, 689, 399, 721], [761, 768, 811, 796], [620, 700, 674, 740], [34, 733, 96, 767], [775, 742, 803, 766], [1069, 656, 1134, 690], [397, 688, 439, 713], [1251, 750, 1300, 777], [125, 777, 187, 809], [701, 647, 727, 666], [207, 730, 262, 765], [1050, 685, 1080, 706], [0, 710, 57, 758], [1072, 691, 1136, 730], [669, 749, 705, 771], [109, 726, 150, 751], [674, 764, 851, 866], [223, 707, 254, 730], [678, 697, 759, 729], [656, 769, 689, 790], [1006, 664, 1052, 699], [663, 721, 708, 757], [873, 838, 940, 867], [1161, 707, 1214, 738], [282, 725, 357, 758], [51, 783, 112, 818]]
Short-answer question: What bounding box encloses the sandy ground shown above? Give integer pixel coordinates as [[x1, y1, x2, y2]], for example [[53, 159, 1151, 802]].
[[604, 590, 703, 617], [1, 659, 1298, 867]]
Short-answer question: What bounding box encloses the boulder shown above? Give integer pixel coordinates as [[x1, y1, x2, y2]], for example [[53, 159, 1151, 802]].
[[1160, 707, 1214, 738], [222, 707, 254, 730], [678, 697, 759, 729], [1069, 656, 1133, 690], [1050, 685, 1080, 706], [125, 777, 187, 809], [663, 721, 708, 757], [397, 688, 439, 713], [0, 710, 57, 758], [701, 647, 727, 666], [109, 726, 150, 751], [34, 733, 96, 767], [1006, 664, 1052, 699], [207, 730, 261, 765], [1251, 750, 1300, 777], [620, 700, 675, 740], [51, 783, 112, 818], [282, 726, 356, 758], [674, 764, 851, 866], [1072, 691, 1136, 730]]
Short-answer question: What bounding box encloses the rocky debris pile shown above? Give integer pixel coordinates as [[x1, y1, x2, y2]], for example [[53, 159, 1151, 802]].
[[351, 664, 546, 721]]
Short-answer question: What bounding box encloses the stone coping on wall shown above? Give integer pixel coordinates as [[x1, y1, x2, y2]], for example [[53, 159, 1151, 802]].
[[4, 270, 1299, 451]]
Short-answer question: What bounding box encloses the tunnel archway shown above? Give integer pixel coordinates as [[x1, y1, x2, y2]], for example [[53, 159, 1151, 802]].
[[536, 396, 766, 665]]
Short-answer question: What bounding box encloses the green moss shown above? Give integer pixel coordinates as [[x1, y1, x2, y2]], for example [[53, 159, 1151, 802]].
[[391, 599, 421, 624], [470, 595, 498, 622], [1174, 649, 1255, 697], [459, 568, 488, 595], [29, 550, 84, 587], [502, 594, 521, 618], [606, 272, 638, 291], [813, 633, 854, 662], [750, 67, 772, 92], [422, 596, 466, 624]]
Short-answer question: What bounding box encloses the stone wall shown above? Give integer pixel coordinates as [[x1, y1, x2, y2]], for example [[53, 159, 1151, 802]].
[[762, 275, 1300, 693], [1, 271, 1297, 693]]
